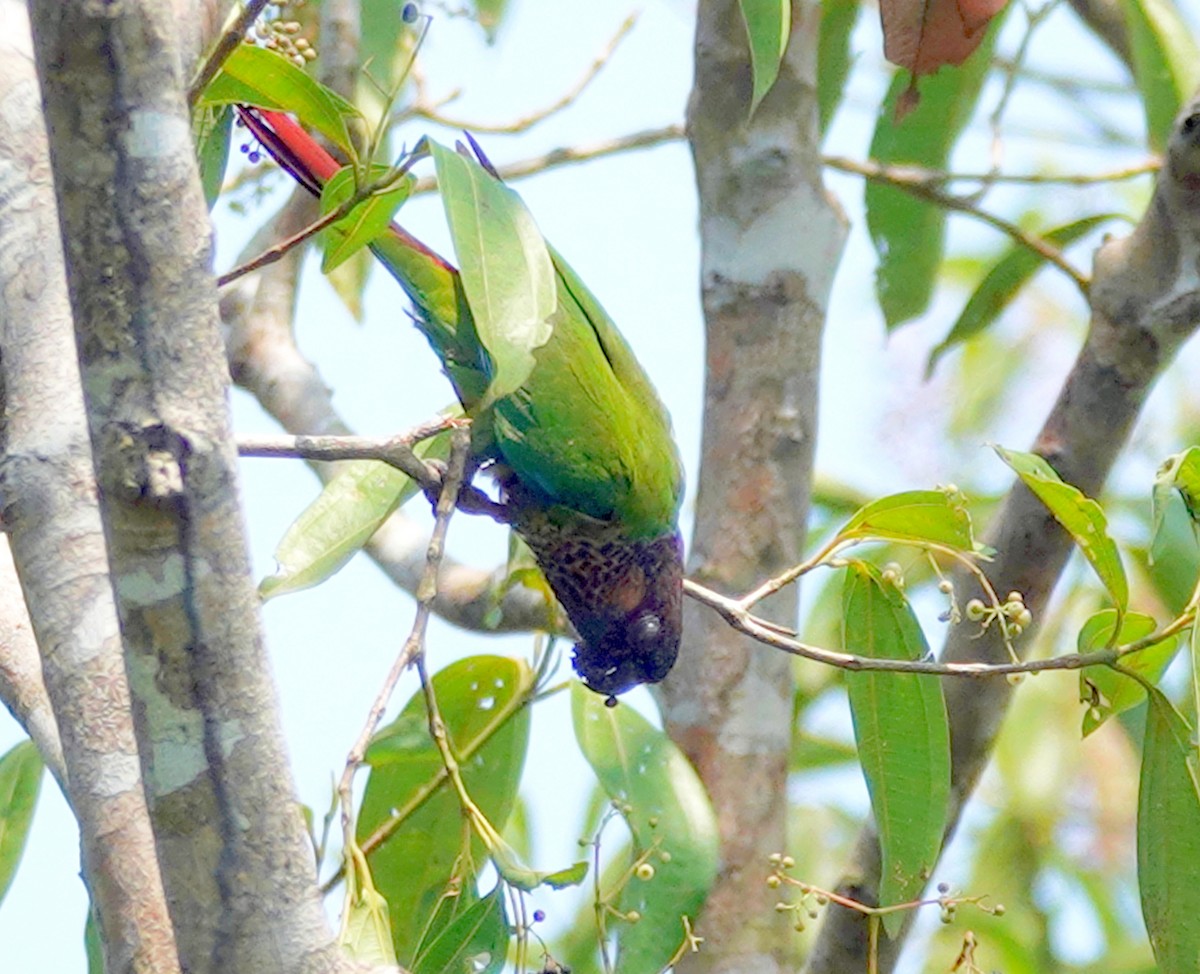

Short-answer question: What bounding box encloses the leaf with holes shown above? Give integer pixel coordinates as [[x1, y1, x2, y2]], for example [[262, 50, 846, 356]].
[[572, 684, 718, 974], [359, 656, 531, 962]]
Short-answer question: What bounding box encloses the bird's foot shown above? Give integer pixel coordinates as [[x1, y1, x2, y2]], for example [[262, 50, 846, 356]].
[[422, 460, 512, 523]]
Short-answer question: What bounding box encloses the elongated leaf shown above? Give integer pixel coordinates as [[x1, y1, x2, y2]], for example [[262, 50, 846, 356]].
[[429, 140, 556, 404], [412, 888, 507, 974], [842, 563, 949, 937], [1079, 610, 1176, 736], [199, 44, 360, 153], [994, 446, 1128, 612], [0, 740, 42, 906], [1152, 447, 1200, 553], [85, 910, 103, 974], [818, 0, 860, 135], [739, 0, 791, 114], [837, 488, 979, 553], [1125, 0, 1200, 152], [359, 656, 532, 963], [361, 0, 421, 91], [867, 13, 1004, 328], [319, 166, 414, 272], [926, 215, 1118, 374], [259, 427, 453, 600], [1137, 688, 1200, 972], [341, 884, 399, 968], [193, 104, 233, 211], [572, 684, 719, 974]]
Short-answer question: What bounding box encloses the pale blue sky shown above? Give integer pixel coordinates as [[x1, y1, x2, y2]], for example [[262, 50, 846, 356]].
[[0, 0, 1176, 970]]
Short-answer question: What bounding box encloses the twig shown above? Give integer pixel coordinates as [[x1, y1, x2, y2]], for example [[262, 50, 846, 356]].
[[684, 579, 1190, 678], [404, 12, 639, 135], [331, 428, 470, 885], [827, 154, 1092, 293], [218, 144, 427, 287], [236, 422, 459, 489], [188, 0, 273, 107], [218, 202, 347, 286], [407, 124, 687, 196]]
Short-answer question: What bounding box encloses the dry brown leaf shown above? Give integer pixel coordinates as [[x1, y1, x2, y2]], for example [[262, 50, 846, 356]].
[[880, 0, 1008, 115]]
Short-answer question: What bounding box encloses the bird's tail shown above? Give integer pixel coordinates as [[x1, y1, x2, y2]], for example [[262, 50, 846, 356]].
[[236, 107, 489, 408]]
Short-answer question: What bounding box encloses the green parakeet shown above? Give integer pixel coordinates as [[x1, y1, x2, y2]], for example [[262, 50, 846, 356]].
[[238, 108, 685, 700]]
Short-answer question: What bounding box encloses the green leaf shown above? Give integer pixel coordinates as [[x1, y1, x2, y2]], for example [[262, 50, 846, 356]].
[[572, 684, 719, 974], [85, 909, 103, 974], [836, 488, 979, 553], [488, 839, 587, 892], [994, 446, 1128, 612], [470, 0, 512, 40], [1144, 491, 1200, 613], [341, 884, 399, 968], [193, 104, 233, 211], [1152, 447, 1200, 552], [1079, 610, 1176, 736], [429, 140, 556, 404], [199, 44, 360, 153], [1137, 688, 1200, 972], [1124, 0, 1200, 152], [926, 215, 1119, 374], [0, 740, 42, 907], [326, 246, 374, 321], [319, 166, 414, 273], [866, 13, 1004, 328], [359, 656, 532, 963], [412, 888, 507, 974], [738, 0, 790, 114], [842, 563, 949, 937], [259, 427, 453, 600], [817, 0, 860, 135], [361, 0, 420, 90]]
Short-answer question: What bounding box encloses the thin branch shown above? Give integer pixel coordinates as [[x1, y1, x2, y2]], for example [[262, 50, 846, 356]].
[[684, 579, 1186, 678], [827, 154, 1092, 292], [823, 153, 1159, 188], [404, 12, 639, 135], [332, 428, 469, 883], [237, 424, 458, 490], [187, 0, 273, 107], [407, 124, 687, 196]]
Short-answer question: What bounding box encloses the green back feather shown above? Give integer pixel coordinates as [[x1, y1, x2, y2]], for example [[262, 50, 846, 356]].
[[369, 229, 682, 539]]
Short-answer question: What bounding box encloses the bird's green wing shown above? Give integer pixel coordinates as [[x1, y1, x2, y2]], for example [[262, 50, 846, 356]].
[[490, 250, 683, 539]]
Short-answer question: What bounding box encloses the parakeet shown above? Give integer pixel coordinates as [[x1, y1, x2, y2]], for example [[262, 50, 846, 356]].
[[237, 108, 684, 700]]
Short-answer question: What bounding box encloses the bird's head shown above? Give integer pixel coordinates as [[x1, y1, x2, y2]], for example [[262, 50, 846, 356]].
[[567, 532, 684, 704]]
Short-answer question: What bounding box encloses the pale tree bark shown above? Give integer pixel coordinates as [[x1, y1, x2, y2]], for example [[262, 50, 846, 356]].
[[21, 2, 361, 972], [0, 6, 178, 972], [805, 94, 1200, 974], [659, 1, 846, 971]]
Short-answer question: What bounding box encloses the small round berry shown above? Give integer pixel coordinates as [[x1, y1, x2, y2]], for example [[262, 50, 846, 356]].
[[635, 863, 655, 881], [533, 910, 546, 923]]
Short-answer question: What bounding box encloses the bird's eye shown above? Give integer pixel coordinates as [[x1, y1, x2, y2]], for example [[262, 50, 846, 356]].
[[631, 613, 662, 645], [1184, 113, 1200, 134]]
